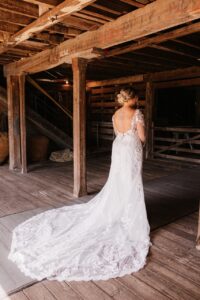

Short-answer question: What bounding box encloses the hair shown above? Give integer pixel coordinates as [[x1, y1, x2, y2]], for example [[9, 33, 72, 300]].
[[116, 87, 138, 105]]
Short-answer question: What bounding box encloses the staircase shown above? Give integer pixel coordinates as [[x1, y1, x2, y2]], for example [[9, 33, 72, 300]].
[[0, 86, 73, 149]]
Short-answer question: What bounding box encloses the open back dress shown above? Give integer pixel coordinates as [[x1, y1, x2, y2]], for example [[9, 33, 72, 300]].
[[8, 108, 152, 281]]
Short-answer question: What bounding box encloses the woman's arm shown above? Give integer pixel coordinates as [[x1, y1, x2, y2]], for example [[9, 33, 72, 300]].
[[136, 110, 146, 146], [112, 114, 118, 135], [137, 122, 146, 146]]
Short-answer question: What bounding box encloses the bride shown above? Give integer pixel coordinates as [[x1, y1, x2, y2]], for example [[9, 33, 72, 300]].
[[8, 87, 152, 282]]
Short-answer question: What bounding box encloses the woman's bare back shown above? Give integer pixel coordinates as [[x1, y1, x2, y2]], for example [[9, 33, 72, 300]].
[[113, 107, 137, 134]]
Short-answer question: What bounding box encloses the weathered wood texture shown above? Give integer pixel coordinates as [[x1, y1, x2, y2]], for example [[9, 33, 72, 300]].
[[154, 127, 200, 164], [0, 154, 199, 298], [7, 75, 26, 171], [0, 155, 199, 220], [196, 201, 200, 250], [105, 21, 200, 58], [72, 57, 87, 197], [19, 75, 27, 174], [144, 81, 154, 160], [0, 0, 96, 55], [4, 0, 200, 74]]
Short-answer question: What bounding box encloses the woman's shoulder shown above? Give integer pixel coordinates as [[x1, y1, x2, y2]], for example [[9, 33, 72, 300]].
[[135, 109, 145, 125], [112, 108, 122, 119]]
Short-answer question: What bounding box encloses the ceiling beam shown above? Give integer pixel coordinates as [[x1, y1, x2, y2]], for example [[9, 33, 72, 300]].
[[0, 0, 38, 18], [23, 0, 61, 8], [87, 66, 200, 88], [4, 0, 200, 75], [119, 0, 145, 8], [0, 0, 96, 55], [0, 9, 35, 26], [104, 21, 200, 57], [87, 74, 144, 87]]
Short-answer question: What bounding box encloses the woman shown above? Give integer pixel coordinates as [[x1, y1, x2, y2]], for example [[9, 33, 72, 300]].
[[8, 87, 152, 282]]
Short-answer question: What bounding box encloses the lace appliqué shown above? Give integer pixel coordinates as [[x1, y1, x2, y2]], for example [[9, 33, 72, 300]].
[[135, 110, 145, 127], [8, 107, 152, 282]]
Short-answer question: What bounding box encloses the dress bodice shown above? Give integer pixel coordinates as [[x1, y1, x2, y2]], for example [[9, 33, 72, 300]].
[[112, 109, 145, 137]]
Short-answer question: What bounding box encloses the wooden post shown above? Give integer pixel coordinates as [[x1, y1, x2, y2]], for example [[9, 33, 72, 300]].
[[72, 57, 87, 197], [196, 201, 200, 250], [144, 81, 154, 160], [7, 74, 27, 172], [19, 75, 27, 173]]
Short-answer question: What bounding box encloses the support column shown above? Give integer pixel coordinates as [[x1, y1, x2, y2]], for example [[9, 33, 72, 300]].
[[196, 201, 200, 250], [72, 57, 87, 197], [19, 75, 27, 173], [7, 74, 27, 173], [144, 81, 154, 160]]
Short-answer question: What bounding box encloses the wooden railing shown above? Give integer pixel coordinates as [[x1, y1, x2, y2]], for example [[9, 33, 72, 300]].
[[153, 126, 200, 164], [90, 121, 114, 146]]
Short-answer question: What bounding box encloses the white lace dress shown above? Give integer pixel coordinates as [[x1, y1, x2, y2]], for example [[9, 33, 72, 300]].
[[8, 109, 152, 282]]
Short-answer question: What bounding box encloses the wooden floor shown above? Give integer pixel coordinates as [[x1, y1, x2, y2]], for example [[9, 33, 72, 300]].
[[0, 155, 200, 300]]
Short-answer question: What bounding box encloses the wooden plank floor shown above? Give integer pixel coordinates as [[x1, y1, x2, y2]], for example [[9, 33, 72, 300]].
[[0, 155, 200, 299], [2, 211, 200, 300], [0, 155, 199, 218]]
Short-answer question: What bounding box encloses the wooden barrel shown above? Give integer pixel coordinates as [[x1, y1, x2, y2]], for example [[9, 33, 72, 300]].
[[29, 135, 49, 162], [0, 132, 9, 164]]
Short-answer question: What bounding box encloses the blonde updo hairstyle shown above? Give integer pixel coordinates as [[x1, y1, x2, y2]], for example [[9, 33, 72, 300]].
[[116, 87, 138, 105]]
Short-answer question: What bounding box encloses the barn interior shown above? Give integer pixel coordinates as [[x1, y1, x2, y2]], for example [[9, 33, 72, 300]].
[[0, 0, 200, 299]]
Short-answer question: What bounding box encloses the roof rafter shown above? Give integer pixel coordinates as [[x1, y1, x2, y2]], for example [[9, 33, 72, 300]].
[[0, 0, 96, 55], [4, 0, 200, 75], [119, 0, 145, 8], [104, 22, 200, 58]]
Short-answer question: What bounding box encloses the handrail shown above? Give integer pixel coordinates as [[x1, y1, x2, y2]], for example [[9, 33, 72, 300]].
[[27, 76, 72, 120]]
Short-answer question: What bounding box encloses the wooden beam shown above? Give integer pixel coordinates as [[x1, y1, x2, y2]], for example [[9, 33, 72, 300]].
[[4, 0, 200, 75], [0, 0, 96, 55], [87, 66, 200, 88], [24, 0, 61, 7], [72, 57, 87, 197], [149, 44, 198, 60], [61, 15, 100, 30], [120, 0, 145, 8], [91, 4, 122, 16], [148, 66, 200, 82], [19, 75, 27, 173], [173, 38, 200, 51], [87, 74, 144, 88], [73, 12, 106, 24], [0, 22, 22, 34], [196, 201, 200, 250], [0, 0, 38, 18], [38, 3, 50, 16], [104, 21, 200, 58], [79, 9, 114, 22], [7, 75, 23, 171], [0, 32, 11, 43], [154, 77, 200, 89], [144, 81, 154, 160], [0, 9, 34, 27]]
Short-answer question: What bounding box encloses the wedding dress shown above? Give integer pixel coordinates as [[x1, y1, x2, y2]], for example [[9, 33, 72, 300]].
[[8, 108, 152, 282]]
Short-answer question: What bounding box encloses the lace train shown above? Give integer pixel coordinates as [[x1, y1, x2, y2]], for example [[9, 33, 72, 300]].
[[8, 109, 152, 281]]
